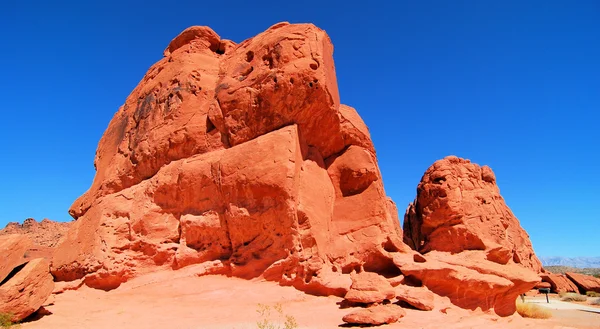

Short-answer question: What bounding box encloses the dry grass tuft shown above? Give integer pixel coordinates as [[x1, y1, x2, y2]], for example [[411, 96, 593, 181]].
[[516, 300, 552, 319], [560, 293, 587, 302]]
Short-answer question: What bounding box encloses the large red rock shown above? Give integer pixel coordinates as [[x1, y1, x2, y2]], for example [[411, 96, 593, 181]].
[[52, 23, 401, 295], [51, 23, 544, 321], [0, 234, 31, 284], [565, 272, 600, 293], [403, 156, 542, 273], [540, 273, 579, 293], [0, 258, 54, 322]]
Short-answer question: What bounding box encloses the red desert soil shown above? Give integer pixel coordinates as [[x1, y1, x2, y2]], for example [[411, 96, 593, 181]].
[[22, 269, 599, 329]]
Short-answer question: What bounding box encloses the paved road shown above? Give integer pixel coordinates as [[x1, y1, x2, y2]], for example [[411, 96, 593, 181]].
[[526, 297, 600, 314]]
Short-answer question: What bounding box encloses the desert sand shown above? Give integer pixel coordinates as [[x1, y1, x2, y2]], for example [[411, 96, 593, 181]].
[[20, 267, 600, 329]]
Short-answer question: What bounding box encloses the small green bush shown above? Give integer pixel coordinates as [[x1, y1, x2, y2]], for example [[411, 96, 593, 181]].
[[560, 293, 587, 302], [586, 291, 600, 297]]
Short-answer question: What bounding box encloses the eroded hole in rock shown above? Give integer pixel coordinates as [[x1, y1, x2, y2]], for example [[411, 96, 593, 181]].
[[0, 262, 28, 287], [403, 275, 423, 287], [206, 116, 215, 131], [433, 176, 446, 184], [363, 258, 402, 278], [413, 254, 427, 263], [211, 41, 226, 55], [289, 77, 294, 84], [262, 54, 274, 69], [246, 51, 254, 62], [382, 239, 400, 253], [310, 62, 318, 70]]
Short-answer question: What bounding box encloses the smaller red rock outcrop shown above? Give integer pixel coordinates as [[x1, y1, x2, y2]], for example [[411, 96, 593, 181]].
[[0, 234, 31, 283], [344, 272, 395, 304], [403, 156, 542, 274], [0, 258, 54, 322], [400, 156, 542, 316], [1, 218, 71, 248], [540, 273, 579, 293], [565, 272, 600, 293], [342, 304, 406, 326], [395, 284, 435, 311], [1, 218, 72, 261]]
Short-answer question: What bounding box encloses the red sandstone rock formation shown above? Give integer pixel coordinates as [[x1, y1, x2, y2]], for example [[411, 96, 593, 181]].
[[403, 156, 542, 273], [565, 272, 600, 293], [401, 156, 542, 316], [1, 219, 71, 248], [1, 218, 72, 261], [540, 273, 579, 293], [52, 23, 402, 296], [49, 23, 543, 321]]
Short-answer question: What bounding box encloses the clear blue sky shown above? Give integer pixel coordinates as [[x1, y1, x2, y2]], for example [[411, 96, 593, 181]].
[[0, 1, 598, 257]]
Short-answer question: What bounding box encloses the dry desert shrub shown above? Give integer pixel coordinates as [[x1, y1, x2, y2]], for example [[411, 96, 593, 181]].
[[0, 313, 17, 328], [590, 298, 600, 306], [586, 291, 600, 297], [256, 303, 298, 329], [516, 300, 552, 319], [560, 293, 587, 302]]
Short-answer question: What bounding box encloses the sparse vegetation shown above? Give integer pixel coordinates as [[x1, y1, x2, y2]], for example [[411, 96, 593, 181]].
[[0, 313, 17, 328], [256, 303, 298, 329], [586, 291, 600, 297], [544, 266, 600, 276], [589, 298, 600, 306], [516, 300, 552, 319], [560, 293, 587, 302]]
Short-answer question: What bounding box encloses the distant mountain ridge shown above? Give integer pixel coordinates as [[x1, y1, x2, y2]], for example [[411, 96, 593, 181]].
[[541, 256, 600, 268]]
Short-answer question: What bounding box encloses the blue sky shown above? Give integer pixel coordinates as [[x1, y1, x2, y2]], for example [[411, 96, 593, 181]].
[[0, 1, 598, 257]]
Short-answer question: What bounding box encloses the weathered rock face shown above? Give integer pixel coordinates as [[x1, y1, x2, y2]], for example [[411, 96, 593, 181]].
[[540, 273, 579, 293], [52, 23, 401, 296], [0, 258, 54, 322], [565, 272, 600, 293], [403, 156, 543, 273]]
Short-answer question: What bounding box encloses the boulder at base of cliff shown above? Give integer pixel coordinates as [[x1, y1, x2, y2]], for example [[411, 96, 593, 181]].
[[0, 258, 54, 322]]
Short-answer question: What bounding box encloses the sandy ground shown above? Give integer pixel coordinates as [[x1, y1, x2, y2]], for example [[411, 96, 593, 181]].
[[527, 297, 600, 313], [19, 267, 600, 329]]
